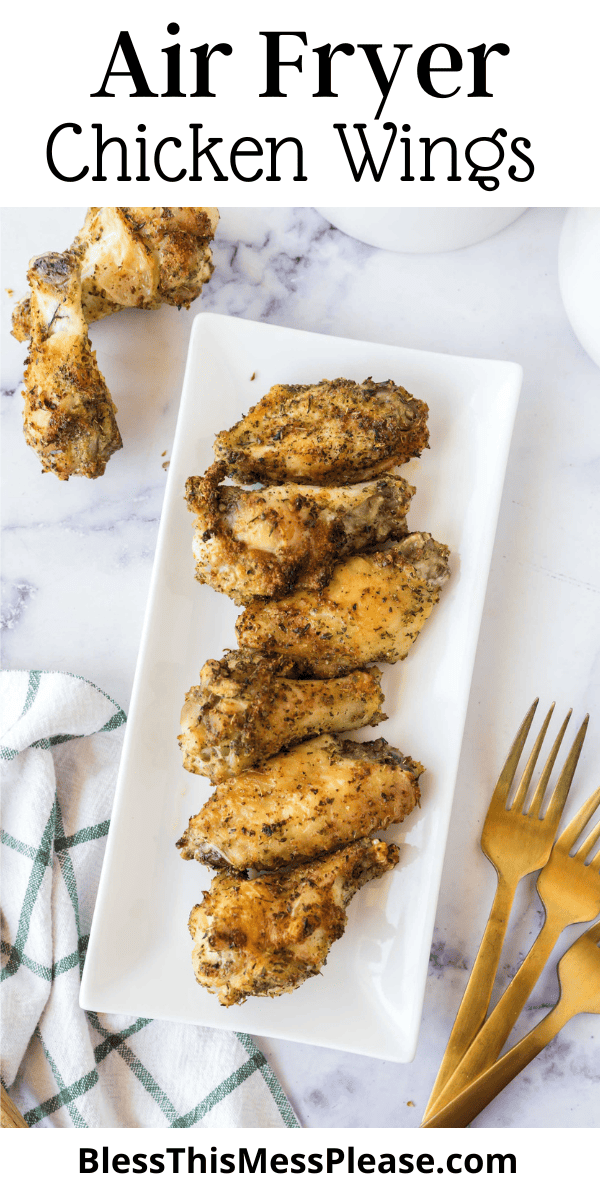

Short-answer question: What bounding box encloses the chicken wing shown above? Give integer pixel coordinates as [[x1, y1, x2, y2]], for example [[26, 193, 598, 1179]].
[[186, 464, 414, 604], [120, 206, 218, 307], [188, 837, 400, 1005], [178, 733, 422, 871], [22, 252, 122, 479], [12, 206, 219, 341], [236, 532, 450, 677], [179, 651, 386, 783], [213, 377, 429, 485]]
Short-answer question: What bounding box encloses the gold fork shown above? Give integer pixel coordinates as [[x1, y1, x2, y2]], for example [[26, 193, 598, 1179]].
[[426, 782, 600, 1115], [422, 919, 600, 1127], [423, 701, 588, 1121], [1, 1083, 27, 1129]]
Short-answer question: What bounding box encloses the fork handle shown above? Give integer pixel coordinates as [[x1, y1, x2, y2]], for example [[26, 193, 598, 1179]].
[[430, 912, 563, 1115], [421, 999, 573, 1128], [423, 872, 518, 1121], [1, 1084, 28, 1129]]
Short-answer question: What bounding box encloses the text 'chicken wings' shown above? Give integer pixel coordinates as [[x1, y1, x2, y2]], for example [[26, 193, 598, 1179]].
[[178, 733, 422, 871], [186, 465, 414, 605], [213, 377, 429, 485], [188, 838, 399, 1005], [236, 532, 450, 677], [22, 253, 122, 480], [12, 206, 219, 341], [179, 651, 386, 783]]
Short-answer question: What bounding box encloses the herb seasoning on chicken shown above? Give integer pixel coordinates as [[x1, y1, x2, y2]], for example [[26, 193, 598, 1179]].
[[186, 465, 414, 605], [14, 207, 218, 479], [236, 532, 450, 677], [13, 206, 219, 341], [22, 253, 122, 480], [178, 733, 422, 871], [213, 377, 429, 485], [179, 651, 386, 783], [188, 838, 400, 1006], [179, 361, 449, 1008]]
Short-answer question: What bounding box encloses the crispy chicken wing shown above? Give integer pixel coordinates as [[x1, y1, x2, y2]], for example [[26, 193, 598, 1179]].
[[188, 837, 400, 1005], [236, 532, 450, 677], [213, 377, 429, 485], [186, 465, 414, 604], [179, 651, 386, 783], [22, 252, 122, 479], [12, 206, 219, 341], [178, 733, 422, 871], [116, 206, 218, 307]]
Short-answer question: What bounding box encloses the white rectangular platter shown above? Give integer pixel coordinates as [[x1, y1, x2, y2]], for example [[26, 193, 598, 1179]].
[[80, 313, 522, 1062]]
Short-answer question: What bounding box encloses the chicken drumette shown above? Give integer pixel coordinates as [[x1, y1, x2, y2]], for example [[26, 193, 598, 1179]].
[[236, 532, 450, 677], [22, 252, 122, 479], [213, 377, 429, 485], [179, 651, 386, 783], [12, 206, 219, 341], [186, 466, 414, 605], [188, 837, 400, 1005], [178, 733, 422, 871]]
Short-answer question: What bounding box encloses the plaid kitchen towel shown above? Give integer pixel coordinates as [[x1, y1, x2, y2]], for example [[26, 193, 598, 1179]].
[[0, 670, 299, 1129]]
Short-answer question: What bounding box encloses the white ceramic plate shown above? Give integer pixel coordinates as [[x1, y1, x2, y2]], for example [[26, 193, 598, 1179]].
[[80, 314, 522, 1063]]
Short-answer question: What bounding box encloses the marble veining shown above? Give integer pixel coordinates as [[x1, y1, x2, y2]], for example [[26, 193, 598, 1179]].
[[1, 581, 38, 630], [2, 207, 600, 1128], [428, 940, 469, 980]]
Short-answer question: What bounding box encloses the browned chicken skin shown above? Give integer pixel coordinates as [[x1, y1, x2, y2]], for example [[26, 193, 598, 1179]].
[[213, 377, 429, 485], [179, 651, 386, 783], [186, 465, 414, 605], [188, 837, 400, 1005], [14, 207, 218, 479], [236, 532, 450, 677], [22, 252, 122, 480], [12, 206, 219, 341], [178, 733, 422, 871], [179, 369, 442, 1004]]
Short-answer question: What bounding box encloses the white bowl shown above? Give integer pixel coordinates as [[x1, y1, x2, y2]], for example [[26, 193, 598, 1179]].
[[316, 207, 527, 253], [559, 209, 600, 369]]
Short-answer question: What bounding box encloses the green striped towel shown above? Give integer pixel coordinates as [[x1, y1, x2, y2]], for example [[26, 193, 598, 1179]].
[[1, 670, 299, 1129]]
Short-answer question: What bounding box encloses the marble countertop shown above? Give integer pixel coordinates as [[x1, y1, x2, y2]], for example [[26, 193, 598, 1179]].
[[2, 207, 599, 1129]]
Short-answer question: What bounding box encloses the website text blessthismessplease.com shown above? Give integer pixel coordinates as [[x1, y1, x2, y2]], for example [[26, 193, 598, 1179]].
[[79, 1145, 517, 1175]]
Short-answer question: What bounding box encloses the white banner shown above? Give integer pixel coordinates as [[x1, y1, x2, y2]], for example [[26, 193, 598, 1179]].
[[1, 1127, 596, 1197], [1, 0, 598, 205]]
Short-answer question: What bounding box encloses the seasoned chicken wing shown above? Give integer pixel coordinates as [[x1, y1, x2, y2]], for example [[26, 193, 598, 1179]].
[[236, 532, 450, 677], [179, 651, 386, 783], [117, 206, 218, 308], [178, 733, 422, 871], [12, 206, 219, 341], [22, 252, 122, 479], [188, 837, 400, 1005], [186, 465, 414, 604], [213, 377, 429, 485]]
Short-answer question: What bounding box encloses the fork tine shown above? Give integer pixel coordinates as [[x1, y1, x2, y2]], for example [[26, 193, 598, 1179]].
[[490, 699, 539, 810], [527, 710, 572, 820], [577, 823, 600, 863], [555, 773, 598, 852], [540, 710, 590, 835], [511, 704, 555, 814], [574, 808, 600, 862]]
